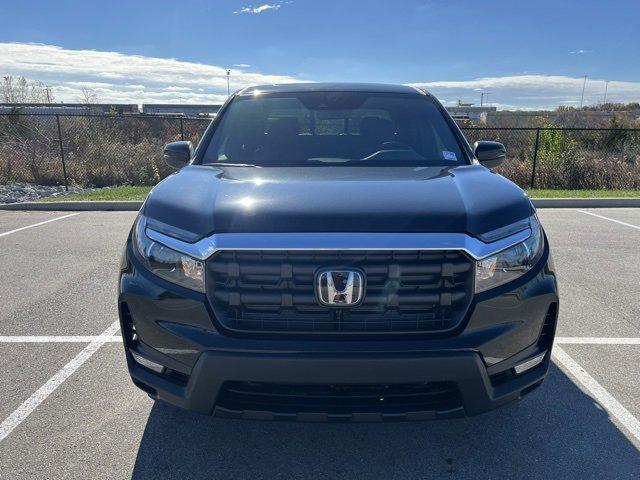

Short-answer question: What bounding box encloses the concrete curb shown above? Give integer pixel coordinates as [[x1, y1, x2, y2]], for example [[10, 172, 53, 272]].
[[531, 198, 640, 208], [0, 201, 143, 211], [1, 198, 640, 211]]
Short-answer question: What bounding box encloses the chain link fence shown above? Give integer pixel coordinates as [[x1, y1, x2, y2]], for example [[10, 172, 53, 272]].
[[0, 113, 210, 188], [1, 113, 639, 190], [461, 127, 640, 189]]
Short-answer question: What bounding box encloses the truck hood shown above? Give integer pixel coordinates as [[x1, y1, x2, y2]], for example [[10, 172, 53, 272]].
[[143, 164, 533, 242]]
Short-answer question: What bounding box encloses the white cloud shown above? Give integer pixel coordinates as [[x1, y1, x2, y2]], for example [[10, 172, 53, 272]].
[[0, 42, 302, 104], [162, 85, 192, 92], [569, 49, 591, 54], [65, 81, 114, 89], [410, 74, 640, 110], [2, 43, 638, 110], [234, 4, 282, 14], [233, 63, 252, 68]]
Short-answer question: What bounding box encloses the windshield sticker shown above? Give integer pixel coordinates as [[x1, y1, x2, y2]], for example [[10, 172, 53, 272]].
[[442, 151, 457, 161]]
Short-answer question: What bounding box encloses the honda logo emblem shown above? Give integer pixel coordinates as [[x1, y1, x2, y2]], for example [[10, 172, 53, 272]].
[[315, 269, 364, 306]]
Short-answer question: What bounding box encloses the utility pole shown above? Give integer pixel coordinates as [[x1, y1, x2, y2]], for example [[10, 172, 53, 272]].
[[480, 92, 484, 107], [226, 69, 231, 97], [579, 75, 587, 108], [603, 80, 609, 104]]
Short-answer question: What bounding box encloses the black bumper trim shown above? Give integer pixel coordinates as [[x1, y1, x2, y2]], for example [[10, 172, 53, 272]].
[[212, 405, 466, 422], [128, 349, 549, 420]]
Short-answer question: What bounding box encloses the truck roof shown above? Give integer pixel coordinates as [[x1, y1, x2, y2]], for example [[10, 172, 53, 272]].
[[238, 82, 428, 96]]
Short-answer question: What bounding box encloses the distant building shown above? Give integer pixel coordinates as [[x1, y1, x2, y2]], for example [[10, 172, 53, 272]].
[[0, 103, 224, 118], [1, 101, 502, 124], [0, 103, 138, 115], [446, 106, 497, 123], [141, 104, 222, 117], [483, 108, 640, 128]]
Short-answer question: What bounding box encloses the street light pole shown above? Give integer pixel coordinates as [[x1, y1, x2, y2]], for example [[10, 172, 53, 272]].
[[579, 75, 587, 108], [226, 69, 231, 97], [603, 80, 609, 104]]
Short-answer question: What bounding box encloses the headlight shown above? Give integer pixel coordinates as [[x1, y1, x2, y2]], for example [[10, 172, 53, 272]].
[[475, 215, 544, 293], [131, 216, 205, 292]]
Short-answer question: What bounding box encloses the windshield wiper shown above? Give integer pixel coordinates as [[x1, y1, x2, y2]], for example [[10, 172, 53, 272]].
[[206, 163, 260, 168], [308, 157, 352, 164]]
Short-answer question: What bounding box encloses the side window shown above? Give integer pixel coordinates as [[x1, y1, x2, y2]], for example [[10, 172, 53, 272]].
[[265, 99, 311, 134], [314, 109, 393, 136], [315, 113, 345, 135]]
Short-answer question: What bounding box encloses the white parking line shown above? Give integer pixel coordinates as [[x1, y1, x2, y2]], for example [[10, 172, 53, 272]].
[[0, 335, 122, 343], [553, 346, 640, 445], [0, 213, 80, 238], [0, 321, 120, 444], [577, 210, 640, 231], [556, 337, 640, 345], [3, 336, 640, 345]]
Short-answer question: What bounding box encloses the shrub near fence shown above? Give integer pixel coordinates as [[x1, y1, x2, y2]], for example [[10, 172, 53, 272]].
[[0, 113, 639, 190], [461, 127, 640, 189]]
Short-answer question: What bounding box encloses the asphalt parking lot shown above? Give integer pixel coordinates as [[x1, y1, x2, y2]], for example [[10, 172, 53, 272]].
[[0, 208, 639, 479]]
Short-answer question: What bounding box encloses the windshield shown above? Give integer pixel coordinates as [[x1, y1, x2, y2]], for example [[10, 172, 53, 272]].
[[202, 92, 467, 167]]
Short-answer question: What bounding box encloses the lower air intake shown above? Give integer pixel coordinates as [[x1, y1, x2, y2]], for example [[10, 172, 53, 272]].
[[215, 381, 464, 421]]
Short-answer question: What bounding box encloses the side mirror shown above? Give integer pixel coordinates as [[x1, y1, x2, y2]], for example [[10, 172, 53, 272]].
[[163, 141, 193, 170], [473, 141, 506, 168]]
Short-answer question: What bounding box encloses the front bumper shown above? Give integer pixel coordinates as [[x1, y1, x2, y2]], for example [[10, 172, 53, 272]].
[[119, 242, 558, 421], [127, 347, 552, 421]]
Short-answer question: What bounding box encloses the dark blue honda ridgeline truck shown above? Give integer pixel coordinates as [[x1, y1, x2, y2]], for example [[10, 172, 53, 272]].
[[118, 83, 558, 421]]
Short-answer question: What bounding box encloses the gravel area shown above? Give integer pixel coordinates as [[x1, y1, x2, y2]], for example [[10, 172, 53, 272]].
[[0, 183, 87, 204]]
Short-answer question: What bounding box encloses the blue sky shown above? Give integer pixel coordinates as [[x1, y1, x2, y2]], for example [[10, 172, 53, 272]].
[[1, 0, 639, 109]]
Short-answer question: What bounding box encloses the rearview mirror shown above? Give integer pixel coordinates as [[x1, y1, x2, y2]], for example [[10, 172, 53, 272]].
[[473, 141, 506, 169], [163, 141, 193, 170]]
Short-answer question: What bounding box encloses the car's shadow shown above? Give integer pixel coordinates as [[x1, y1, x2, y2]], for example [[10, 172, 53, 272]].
[[130, 365, 640, 479]]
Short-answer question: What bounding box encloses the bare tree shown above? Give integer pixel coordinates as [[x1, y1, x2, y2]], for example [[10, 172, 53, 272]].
[[77, 87, 99, 104], [2, 76, 27, 102], [1, 75, 55, 103]]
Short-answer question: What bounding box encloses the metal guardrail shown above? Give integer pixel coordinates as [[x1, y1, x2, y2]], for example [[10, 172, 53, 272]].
[[1, 113, 639, 190]]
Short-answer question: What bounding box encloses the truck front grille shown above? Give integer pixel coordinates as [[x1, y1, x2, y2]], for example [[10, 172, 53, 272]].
[[206, 250, 474, 335]]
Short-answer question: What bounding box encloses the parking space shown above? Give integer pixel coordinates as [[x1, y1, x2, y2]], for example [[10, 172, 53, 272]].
[[0, 212, 135, 335], [561, 345, 640, 420], [0, 344, 81, 420], [0, 211, 79, 235], [576, 208, 640, 229], [0, 208, 639, 479], [537, 208, 640, 337]]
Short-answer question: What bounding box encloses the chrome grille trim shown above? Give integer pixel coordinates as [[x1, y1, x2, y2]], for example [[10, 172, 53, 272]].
[[145, 227, 532, 261]]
